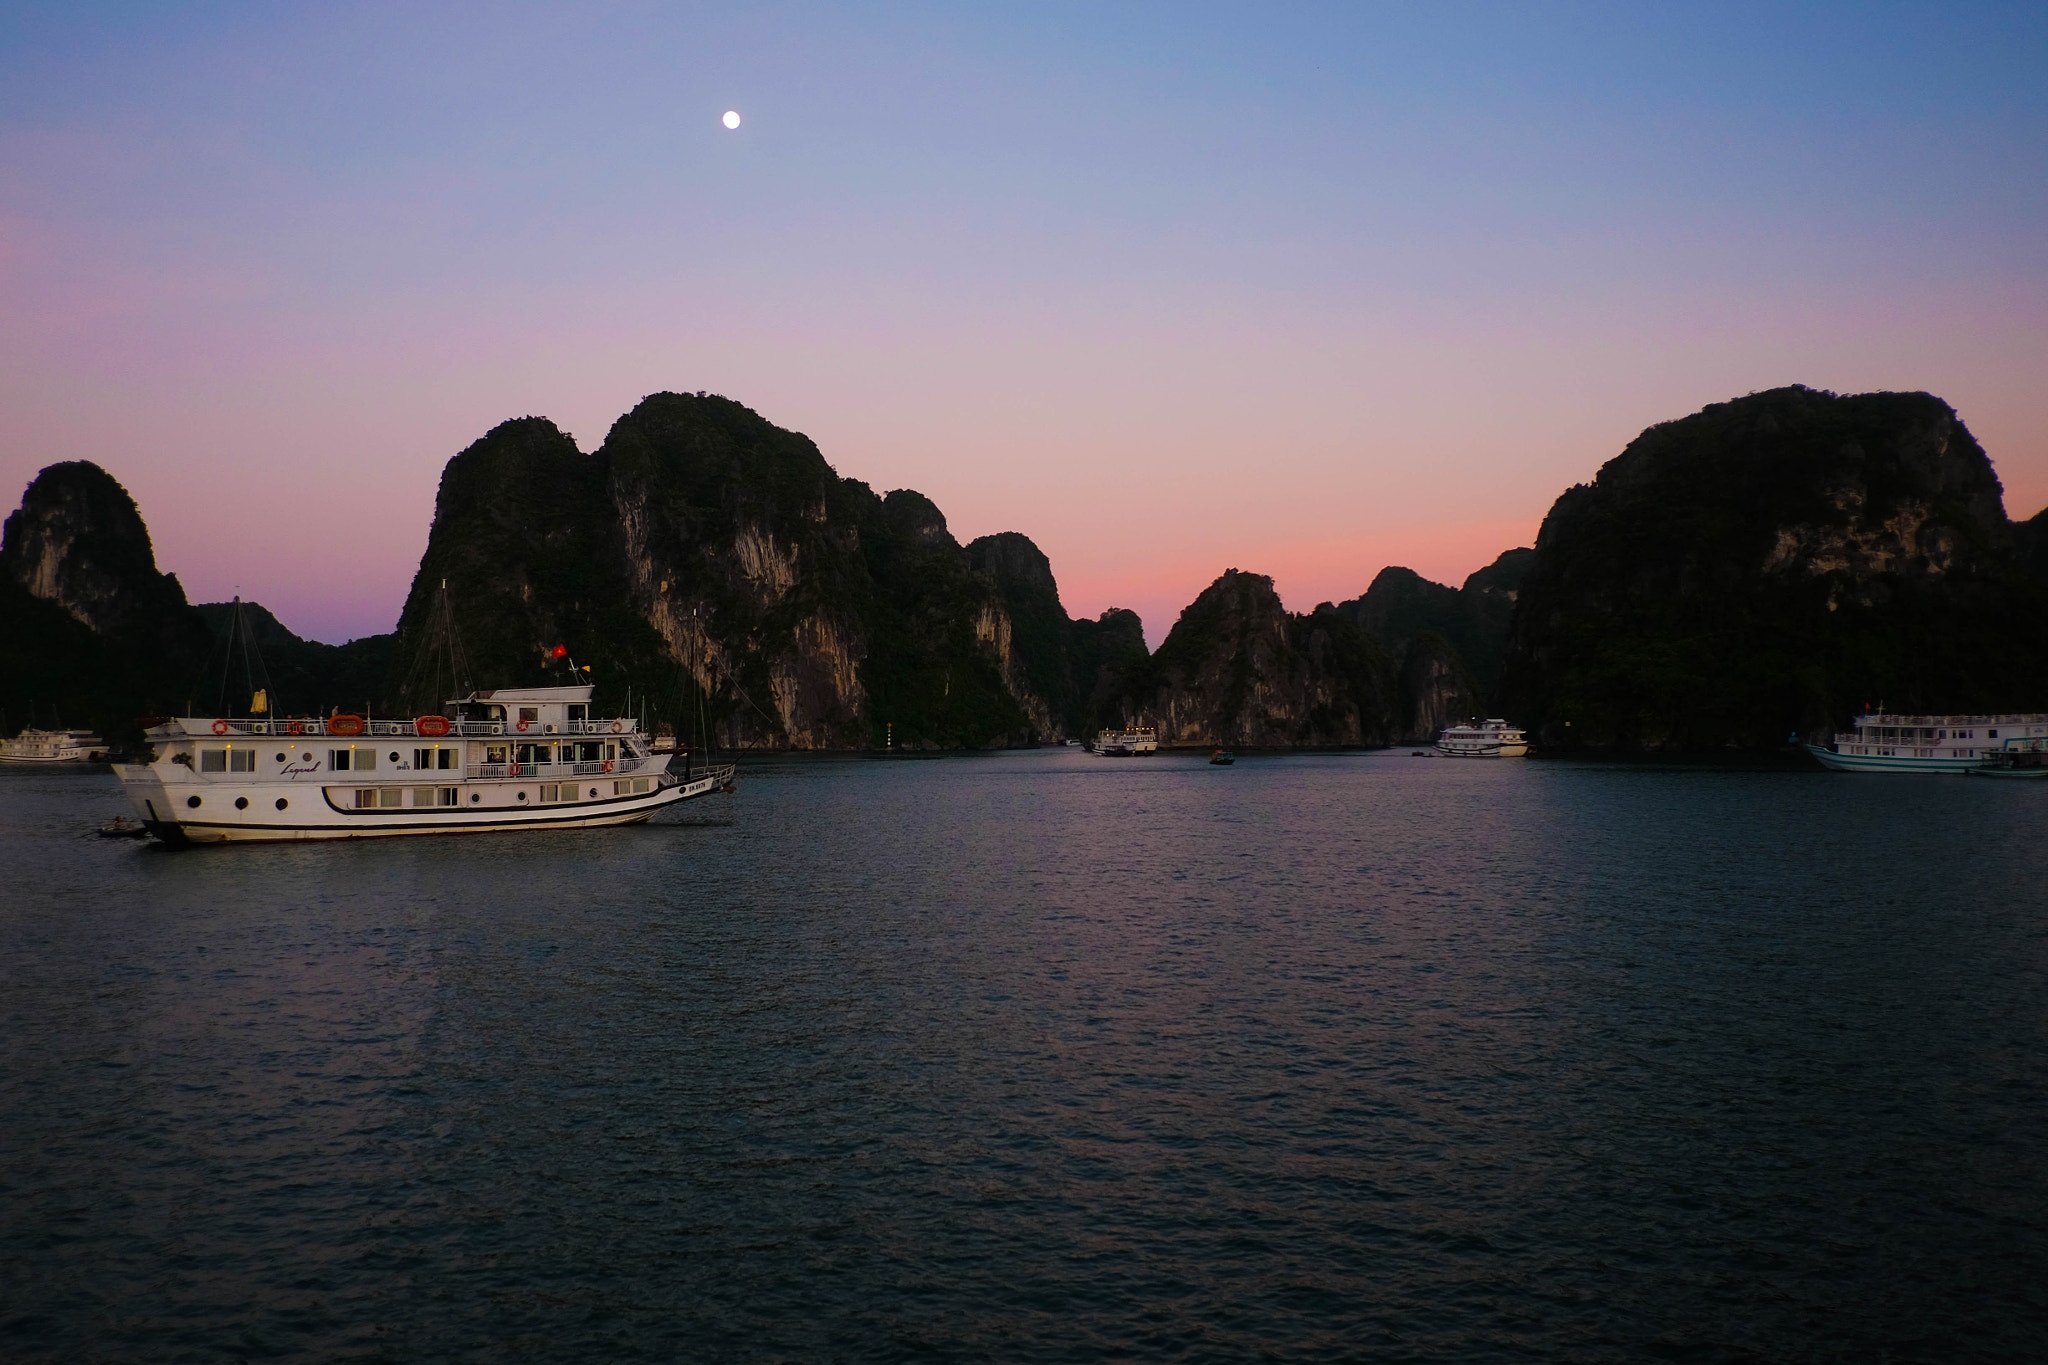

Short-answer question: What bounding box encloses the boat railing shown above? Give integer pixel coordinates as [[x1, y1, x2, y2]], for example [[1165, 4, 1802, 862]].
[[163, 717, 642, 740], [1854, 713, 2048, 730], [467, 756, 651, 780]]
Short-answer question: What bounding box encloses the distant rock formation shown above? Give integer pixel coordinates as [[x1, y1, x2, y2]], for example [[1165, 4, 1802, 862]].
[[1326, 547, 1531, 741], [2016, 506, 2048, 588], [389, 394, 1067, 749], [0, 462, 214, 737], [191, 600, 395, 719], [1115, 570, 1397, 747], [1, 462, 212, 675], [967, 531, 1081, 736], [1497, 386, 2048, 749], [1396, 633, 1482, 746]]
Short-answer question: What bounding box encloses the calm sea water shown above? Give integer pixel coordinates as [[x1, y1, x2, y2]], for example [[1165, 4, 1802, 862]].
[[2, 750, 2045, 1363]]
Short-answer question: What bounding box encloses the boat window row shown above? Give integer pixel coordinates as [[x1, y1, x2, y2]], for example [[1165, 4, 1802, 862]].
[[486, 742, 618, 765], [536, 777, 653, 803], [351, 786, 461, 809], [199, 748, 258, 773]]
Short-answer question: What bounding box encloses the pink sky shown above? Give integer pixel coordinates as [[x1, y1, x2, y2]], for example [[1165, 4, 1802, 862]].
[[3, 4, 2043, 645]]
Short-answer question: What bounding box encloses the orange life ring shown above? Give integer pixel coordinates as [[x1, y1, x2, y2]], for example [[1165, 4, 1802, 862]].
[[610, 720, 624, 733], [329, 714, 365, 736], [416, 715, 450, 737], [509, 762, 522, 777], [601, 759, 614, 773], [516, 718, 530, 732], [287, 720, 304, 735], [212, 719, 230, 735]]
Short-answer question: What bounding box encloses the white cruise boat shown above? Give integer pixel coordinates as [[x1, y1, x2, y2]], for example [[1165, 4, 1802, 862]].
[[1434, 719, 1529, 758], [1807, 712, 2048, 773], [0, 727, 106, 763], [1095, 726, 1158, 756], [113, 685, 732, 845]]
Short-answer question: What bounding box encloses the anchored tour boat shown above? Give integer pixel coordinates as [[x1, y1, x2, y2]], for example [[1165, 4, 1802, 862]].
[[114, 685, 732, 845], [1434, 719, 1530, 758], [1095, 726, 1159, 757], [0, 727, 106, 763], [1807, 712, 2048, 774]]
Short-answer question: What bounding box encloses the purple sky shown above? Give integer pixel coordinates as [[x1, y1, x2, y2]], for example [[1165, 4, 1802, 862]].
[[4, 2, 2044, 645]]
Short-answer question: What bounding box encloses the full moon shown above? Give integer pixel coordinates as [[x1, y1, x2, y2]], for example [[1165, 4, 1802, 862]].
[[722, 110, 741, 130]]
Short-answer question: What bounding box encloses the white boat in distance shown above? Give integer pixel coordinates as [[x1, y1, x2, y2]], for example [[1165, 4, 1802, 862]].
[[1096, 726, 1158, 756], [1434, 719, 1530, 758], [0, 727, 106, 763], [1806, 712, 2048, 773], [115, 685, 731, 845]]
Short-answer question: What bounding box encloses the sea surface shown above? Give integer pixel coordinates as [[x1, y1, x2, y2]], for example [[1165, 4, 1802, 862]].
[[2, 749, 2045, 1363]]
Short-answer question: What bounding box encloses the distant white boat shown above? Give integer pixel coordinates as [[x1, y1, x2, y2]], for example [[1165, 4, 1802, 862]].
[[0, 728, 106, 763], [1095, 726, 1158, 757], [1434, 719, 1529, 758], [1807, 712, 2048, 773]]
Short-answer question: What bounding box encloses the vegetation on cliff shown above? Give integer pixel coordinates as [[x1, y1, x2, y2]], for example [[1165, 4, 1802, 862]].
[[22, 384, 2032, 758], [1117, 570, 1398, 747], [1325, 548, 1531, 741], [1498, 386, 2048, 749], [0, 462, 214, 740], [192, 600, 394, 719], [389, 394, 1045, 749]]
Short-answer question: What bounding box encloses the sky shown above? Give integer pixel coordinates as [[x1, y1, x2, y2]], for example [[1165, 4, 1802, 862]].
[[3, 1, 2045, 645]]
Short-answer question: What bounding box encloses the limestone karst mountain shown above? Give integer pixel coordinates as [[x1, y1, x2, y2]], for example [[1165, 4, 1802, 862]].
[[13, 383, 2035, 756], [190, 600, 394, 719], [1332, 548, 1535, 743], [0, 461, 214, 739], [387, 394, 1068, 748], [1109, 569, 1400, 747], [1497, 385, 2048, 749]]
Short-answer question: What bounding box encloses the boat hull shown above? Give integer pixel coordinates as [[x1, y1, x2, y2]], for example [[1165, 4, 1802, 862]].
[[118, 768, 727, 844], [1805, 744, 1984, 774]]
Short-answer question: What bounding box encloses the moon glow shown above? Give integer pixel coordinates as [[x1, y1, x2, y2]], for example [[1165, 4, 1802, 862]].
[[722, 110, 741, 130]]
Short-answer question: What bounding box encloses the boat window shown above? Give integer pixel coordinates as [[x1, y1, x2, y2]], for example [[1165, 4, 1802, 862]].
[[354, 788, 378, 808], [411, 787, 436, 807], [540, 784, 559, 803], [230, 750, 256, 773], [568, 705, 587, 724], [519, 708, 539, 725], [355, 749, 376, 770], [200, 749, 228, 772], [485, 745, 509, 764], [379, 789, 402, 808], [414, 749, 432, 769], [1989, 730, 1999, 738], [439, 749, 457, 770], [329, 749, 351, 771]]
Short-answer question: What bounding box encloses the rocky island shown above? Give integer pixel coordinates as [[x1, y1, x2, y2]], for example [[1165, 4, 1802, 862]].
[[5, 384, 2042, 752]]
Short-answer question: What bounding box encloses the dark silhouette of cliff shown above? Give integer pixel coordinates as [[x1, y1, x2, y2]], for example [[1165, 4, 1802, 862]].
[[388, 394, 1069, 748], [1497, 386, 2048, 749], [1115, 569, 1398, 747], [191, 600, 395, 719], [0, 462, 214, 740], [1329, 547, 1532, 741]]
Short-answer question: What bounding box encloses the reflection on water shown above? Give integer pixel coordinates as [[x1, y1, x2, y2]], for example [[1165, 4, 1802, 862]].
[[3, 752, 2045, 1362]]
